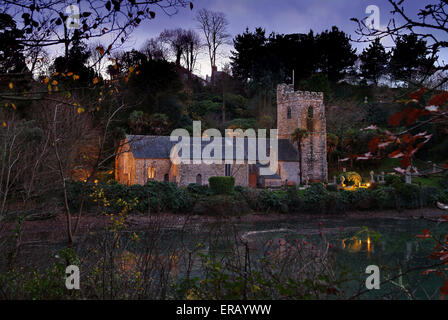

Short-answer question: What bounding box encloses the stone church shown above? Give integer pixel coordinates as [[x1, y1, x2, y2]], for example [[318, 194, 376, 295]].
[[115, 84, 327, 187]]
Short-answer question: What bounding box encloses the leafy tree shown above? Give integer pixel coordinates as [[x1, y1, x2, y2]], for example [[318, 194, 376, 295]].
[[52, 34, 95, 86], [230, 27, 268, 82], [360, 38, 390, 85], [316, 26, 357, 82], [0, 13, 27, 73], [299, 73, 332, 102], [389, 34, 436, 83]]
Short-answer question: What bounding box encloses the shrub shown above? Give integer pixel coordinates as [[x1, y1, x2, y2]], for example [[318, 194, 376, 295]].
[[66, 180, 192, 214], [187, 183, 212, 196], [371, 187, 396, 210], [209, 176, 235, 194], [394, 183, 420, 209], [324, 191, 347, 214], [385, 174, 403, 186], [258, 190, 288, 213], [235, 186, 260, 210], [326, 184, 338, 192], [421, 186, 442, 206], [439, 170, 448, 189], [302, 183, 327, 213], [340, 172, 362, 186], [192, 194, 251, 216]]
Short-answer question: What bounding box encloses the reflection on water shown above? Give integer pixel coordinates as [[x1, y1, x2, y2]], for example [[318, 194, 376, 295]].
[[342, 236, 372, 254], [176, 216, 447, 299]]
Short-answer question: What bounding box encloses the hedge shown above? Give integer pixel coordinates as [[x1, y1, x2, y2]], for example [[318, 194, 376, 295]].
[[209, 176, 235, 194], [65, 178, 447, 216]]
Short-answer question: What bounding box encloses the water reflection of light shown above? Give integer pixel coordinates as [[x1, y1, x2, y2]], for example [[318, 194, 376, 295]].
[[342, 236, 373, 256]]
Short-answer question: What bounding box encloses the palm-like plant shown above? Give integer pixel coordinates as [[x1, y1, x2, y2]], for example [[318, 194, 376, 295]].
[[290, 128, 309, 185]]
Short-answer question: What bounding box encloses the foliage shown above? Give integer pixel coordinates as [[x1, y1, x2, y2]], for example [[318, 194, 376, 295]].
[[67, 180, 192, 214], [340, 172, 362, 186], [439, 171, 448, 189], [389, 34, 436, 82], [359, 38, 390, 85], [385, 174, 403, 187], [192, 194, 251, 216], [208, 176, 235, 195]]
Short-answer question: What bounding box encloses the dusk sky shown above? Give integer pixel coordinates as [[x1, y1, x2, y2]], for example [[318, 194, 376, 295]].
[[123, 0, 443, 78]]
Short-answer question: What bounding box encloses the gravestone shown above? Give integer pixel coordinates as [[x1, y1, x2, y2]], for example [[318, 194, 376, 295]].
[[405, 166, 412, 184]]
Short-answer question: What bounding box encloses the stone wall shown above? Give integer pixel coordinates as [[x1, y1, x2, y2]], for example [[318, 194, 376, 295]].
[[277, 84, 328, 183], [178, 162, 249, 187], [115, 139, 135, 185], [278, 161, 300, 184], [133, 158, 171, 185]]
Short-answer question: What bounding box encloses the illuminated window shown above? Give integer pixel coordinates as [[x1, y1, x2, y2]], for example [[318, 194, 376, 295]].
[[147, 167, 155, 179]]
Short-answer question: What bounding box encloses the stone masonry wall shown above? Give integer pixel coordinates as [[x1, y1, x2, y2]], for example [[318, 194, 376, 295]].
[[278, 161, 300, 184], [178, 163, 249, 187], [115, 139, 135, 185], [133, 158, 171, 185]]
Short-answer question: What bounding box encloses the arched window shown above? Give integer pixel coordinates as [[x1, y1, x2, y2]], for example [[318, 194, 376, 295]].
[[164, 174, 169, 182], [196, 174, 202, 185], [307, 106, 314, 131], [147, 167, 155, 180], [307, 106, 314, 119], [287, 107, 292, 119]]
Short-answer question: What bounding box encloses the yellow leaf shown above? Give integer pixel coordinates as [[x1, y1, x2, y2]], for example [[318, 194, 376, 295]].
[[48, 84, 52, 92], [67, 72, 73, 76], [135, 70, 140, 75], [129, 66, 135, 73], [73, 75, 80, 80], [9, 82, 13, 89], [2, 122, 7, 128], [51, 80, 58, 85], [77, 107, 85, 114], [93, 77, 99, 84], [113, 64, 118, 70], [43, 77, 49, 84], [11, 103, 16, 110], [53, 72, 59, 76]]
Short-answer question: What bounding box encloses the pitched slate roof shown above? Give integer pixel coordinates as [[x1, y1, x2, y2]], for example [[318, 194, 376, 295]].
[[125, 135, 299, 161]]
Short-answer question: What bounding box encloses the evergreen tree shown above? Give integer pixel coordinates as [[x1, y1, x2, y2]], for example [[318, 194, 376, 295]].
[[360, 38, 390, 85], [389, 34, 436, 82], [316, 26, 357, 82]]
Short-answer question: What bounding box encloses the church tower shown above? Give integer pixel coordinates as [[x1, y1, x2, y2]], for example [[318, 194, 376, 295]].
[[277, 84, 328, 183]]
